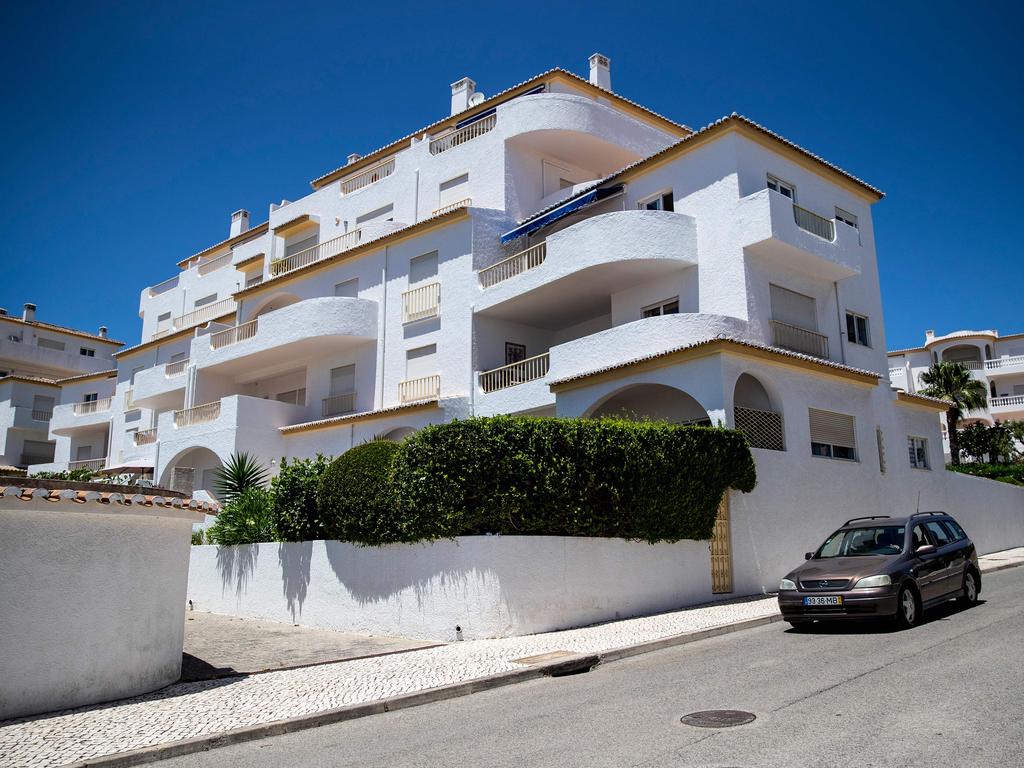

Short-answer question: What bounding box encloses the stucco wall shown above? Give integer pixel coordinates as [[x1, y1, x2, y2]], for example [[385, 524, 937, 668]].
[[0, 502, 199, 719], [188, 536, 711, 642]]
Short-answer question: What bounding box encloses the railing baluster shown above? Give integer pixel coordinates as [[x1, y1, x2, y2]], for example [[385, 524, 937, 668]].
[[341, 159, 395, 194], [478, 242, 547, 287], [173, 401, 222, 427], [402, 282, 441, 323], [770, 320, 830, 360], [478, 353, 550, 393], [398, 375, 440, 403], [429, 114, 497, 155], [269, 229, 363, 278]]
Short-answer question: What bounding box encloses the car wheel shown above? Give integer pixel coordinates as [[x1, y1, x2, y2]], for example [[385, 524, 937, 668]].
[[895, 585, 919, 629], [962, 569, 979, 605]]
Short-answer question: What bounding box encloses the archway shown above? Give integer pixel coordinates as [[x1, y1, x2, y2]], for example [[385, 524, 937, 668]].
[[380, 426, 417, 442], [159, 446, 223, 498], [732, 373, 784, 450], [942, 344, 982, 366], [586, 383, 710, 424]]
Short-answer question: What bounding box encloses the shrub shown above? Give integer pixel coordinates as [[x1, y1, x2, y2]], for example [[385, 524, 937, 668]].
[[212, 452, 269, 504], [386, 416, 756, 545], [272, 454, 332, 541], [947, 462, 1024, 486], [206, 487, 276, 545], [191, 529, 205, 545], [31, 468, 95, 481], [318, 441, 402, 545]]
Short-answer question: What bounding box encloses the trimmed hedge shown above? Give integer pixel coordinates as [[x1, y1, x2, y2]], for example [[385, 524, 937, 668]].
[[318, 441, 402, 545], [272, 454, 332, 541], [383, 416, 756, 544], [947, 462, 1024, 486]]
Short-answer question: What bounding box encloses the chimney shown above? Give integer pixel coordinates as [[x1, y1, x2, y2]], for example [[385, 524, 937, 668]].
[[23, 303, 36, 322], [450, 77, 476, 116], [230, 209, 250, 238], [98, 326, 108, 338], [925, 329, 935, 340], [589, 53, 611, 91], [347, 152, 362, 165]]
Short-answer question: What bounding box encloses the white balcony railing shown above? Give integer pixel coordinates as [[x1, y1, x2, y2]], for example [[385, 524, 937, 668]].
[[173, 401, 221, 428], [770, 320, 830, 360], [73, 397, 113, 416], [399, 374, 440, 403], [733, 406, 785, 451], [210, 319, 258, 350], [165, 358, 189, 377], [432, 198, 472, 217], [31, 409, 53, 422], [479, 353, 550, 393], [245, 274, 264, 289], [270, 229, 363, 278], [889, 368, 907, 379], [429, 113, 496, 155], [792, 204, 836, 242], [197, 251, 232, 276], [991, 395, 1024, 409], [341, 159, 395, 194], [69, 458, 106, 471], [478, 242, 547, 288], [171, 298, 237, 332], [148, 275, 179, 297], [950, 360, 984, 370], [322, 392, 357, 418], [134, 428, 158, 446], [124, 389, 135, 409], [985, 355, 1024, 371], [402, 282, 440, 323]]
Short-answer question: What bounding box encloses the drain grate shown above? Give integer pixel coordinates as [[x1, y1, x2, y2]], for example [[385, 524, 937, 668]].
[[680, 710, 756, 728]]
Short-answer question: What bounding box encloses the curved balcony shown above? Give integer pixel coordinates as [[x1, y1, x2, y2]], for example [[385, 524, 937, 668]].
[[738, 188, 861, 280], [474, 210, 698, 326], [190, 297, 378, 375]]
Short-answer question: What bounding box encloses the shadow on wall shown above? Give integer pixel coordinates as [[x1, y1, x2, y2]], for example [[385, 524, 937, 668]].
[[279, 541, 312, 621], [216, 544, 259, 598]]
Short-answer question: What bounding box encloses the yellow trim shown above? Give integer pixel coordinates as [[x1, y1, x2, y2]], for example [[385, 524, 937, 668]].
[[280, 400, 439, 435], [235, 252, 265, 270], [273, 214, 318, 237], [549, 339, 879, 393], [113, 312, 235, 359], [176, 222, 269, 268], [895, 391, 949, 411]]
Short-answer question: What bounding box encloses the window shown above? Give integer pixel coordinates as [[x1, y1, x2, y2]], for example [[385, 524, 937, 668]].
[[767, 175, 796, 200], [170, 350, 188, 364], [37, 337, 65, 351], [193, 293, 218, 308], [409, 251, 439, 284], [845, 312, 871, 347], [83, 393, 98, 403], [943, 519, 968, 542], [911, 524, 930, 551], [334, 278, 358, 298], [80, 347, 96, 357], [835, 208, 858, 229], [638, 190, 674, 212], [438, 173, 470, 208], [330, 364, 356, 396], [641, 298, 680, 318], [809, 408, 857, 461], [908, 436, 930, 469], [275, 388, 306, 406], [770, 284, 817, 330], [505, 343, 527, 365], [817, 526, 905, 558], [356, 204, 394, 226], [924, 521, 952, 547], [75, 445, 93, 461]]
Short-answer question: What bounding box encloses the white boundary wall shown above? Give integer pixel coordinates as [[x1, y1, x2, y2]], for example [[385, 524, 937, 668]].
[[187, 536, 711, 642]]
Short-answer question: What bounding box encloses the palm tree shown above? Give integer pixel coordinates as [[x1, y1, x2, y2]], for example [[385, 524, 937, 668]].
[[919, 361, 988, 465], [212, 452, 269, 503]]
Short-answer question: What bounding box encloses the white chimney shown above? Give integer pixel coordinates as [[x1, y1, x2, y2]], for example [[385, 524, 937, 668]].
[[23, 303, 36, 322], [450, 77, 476, 116], [589, 53, 611, 91], [230, 209, 250, 238], [347, 152, 362, 165], [98, 326, 108, 338], [925, 329, 935, 340]]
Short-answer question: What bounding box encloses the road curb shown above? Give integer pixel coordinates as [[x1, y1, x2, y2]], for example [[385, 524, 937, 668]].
[[65, 613, 782, 768], [980, 559, 1024, 576]]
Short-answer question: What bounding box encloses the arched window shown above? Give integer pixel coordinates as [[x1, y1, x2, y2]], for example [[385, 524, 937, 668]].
[[733, 373, 784, 451]]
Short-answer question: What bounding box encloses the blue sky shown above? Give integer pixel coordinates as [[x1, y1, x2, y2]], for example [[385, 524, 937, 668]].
[[1, 1, 1021, 350]]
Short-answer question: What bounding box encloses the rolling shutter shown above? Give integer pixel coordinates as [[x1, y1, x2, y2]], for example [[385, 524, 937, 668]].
[[809, 408, 856, 448], [770, 284, 817, 330]]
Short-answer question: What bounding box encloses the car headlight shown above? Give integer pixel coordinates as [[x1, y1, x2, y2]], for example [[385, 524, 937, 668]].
[[779, 578, 797, 591], [853, 574, 892, 589]]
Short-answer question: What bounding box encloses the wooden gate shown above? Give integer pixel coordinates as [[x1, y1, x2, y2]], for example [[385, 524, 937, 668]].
[[710, 495, 733, 594]]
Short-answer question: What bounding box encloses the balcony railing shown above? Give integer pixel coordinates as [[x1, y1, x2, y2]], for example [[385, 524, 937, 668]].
[[948, 360, 983, 370], [124, 389, 135, 409], [479, 353, 550, 393], [210, 319, 258, 350], [197, 251, 232, 276], [429, 113, 496, 155], [148, 275, 179, 297], [270, 229, 363, 278], [245, 274, 264, 289], [165, 358, 189, 377], [173, 401, 221, 428], [171, 298, 237, 332], [792, 204, 836, 242], [402, 282, 440, 323], [991, 395, 1024, 409], [322, 392, 357, 418], [888, 367, 906, 379], [432, 198, 472, 217], [69, 458, 106, 471], [985, 355, 1024, 371], [31, 409, 53, 422], [134, 428, 158, 446], [341, 159, 396, 194], [20, 452, 55, 466], [734, 406, 785, 451], [73, 397, 113, 416], [770, 320, 830, 360], [399, 374, 440, 403], [479, 242, 547, 288]]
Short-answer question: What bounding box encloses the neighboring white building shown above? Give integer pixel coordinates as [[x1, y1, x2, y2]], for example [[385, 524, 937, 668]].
[[888, 328, 1024, 455], [0, 304, 122, 470], [31, 56, 1024, 594]]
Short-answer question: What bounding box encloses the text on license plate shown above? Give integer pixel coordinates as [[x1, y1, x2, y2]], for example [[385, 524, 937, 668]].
[[803, 596, 842, 606]]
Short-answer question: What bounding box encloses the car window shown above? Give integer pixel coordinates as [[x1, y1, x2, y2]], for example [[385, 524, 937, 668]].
[[943, 520, 967, 541], [911, 524, 931, 550], [924, 521, 953, 547], [817, 526, 905, 557]]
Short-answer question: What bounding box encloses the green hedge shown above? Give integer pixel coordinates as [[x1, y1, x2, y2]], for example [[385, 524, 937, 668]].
[[272, 455, 331, 541], [947, 462, 1024, 486], [380, 416, 755, 545], [318, 441, 402, 545]]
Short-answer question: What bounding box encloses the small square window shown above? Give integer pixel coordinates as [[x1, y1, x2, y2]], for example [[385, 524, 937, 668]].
[[638, 190, 674, 212], [641, 298, 680, 319], [835, 208, 858, 229], [80, 347, 95, 357], [845, 312, 871, 347], [767, 175, 796, 200]]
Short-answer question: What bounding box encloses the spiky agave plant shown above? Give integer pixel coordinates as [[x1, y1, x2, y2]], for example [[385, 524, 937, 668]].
[[212, 452, 269, 504]]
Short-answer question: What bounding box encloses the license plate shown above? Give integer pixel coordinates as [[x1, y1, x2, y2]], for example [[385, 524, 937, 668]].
[[803, 596, 843, 606]]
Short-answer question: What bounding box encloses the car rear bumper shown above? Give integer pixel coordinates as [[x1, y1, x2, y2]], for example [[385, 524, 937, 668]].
[[778, 589, 899, 621]]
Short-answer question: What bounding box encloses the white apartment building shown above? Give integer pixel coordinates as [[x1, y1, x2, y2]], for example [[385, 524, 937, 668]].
[[0, 304, 122, 470], [888, 328, 1024, 454], [31, 55, 1023, 593]]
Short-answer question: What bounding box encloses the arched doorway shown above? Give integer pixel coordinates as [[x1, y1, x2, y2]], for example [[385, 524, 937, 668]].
[[732, 373, 785, 451], [586, 383, 711, 424], [942, 344, 982, 367], [160, 447, 223, 498]]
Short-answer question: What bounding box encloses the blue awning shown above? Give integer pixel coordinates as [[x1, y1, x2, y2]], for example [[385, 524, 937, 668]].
[[500, 184, 624, 243]]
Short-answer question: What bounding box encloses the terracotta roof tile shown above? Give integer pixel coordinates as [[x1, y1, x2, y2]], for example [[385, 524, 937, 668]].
[[0, 314, 124, 346], [0, 485, 219, 512], [279, 399, 440, 435]]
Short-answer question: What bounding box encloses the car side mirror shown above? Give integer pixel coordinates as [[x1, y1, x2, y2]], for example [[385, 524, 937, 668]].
[[915, 544, 936, 556], [804, 551, 813, 560]]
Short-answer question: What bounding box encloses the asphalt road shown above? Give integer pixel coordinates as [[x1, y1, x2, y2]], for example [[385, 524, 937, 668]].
[[159, 567, 1024, 768]]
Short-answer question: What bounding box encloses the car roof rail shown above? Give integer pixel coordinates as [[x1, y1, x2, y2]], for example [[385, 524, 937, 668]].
[[843, 515, 891, 526], [909, 510, 946, 519]]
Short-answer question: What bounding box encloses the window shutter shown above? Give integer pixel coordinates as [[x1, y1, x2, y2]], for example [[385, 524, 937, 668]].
[[770, 284, 817, 330], [809, 408, 856, 448], [330, 364, 355, 395]]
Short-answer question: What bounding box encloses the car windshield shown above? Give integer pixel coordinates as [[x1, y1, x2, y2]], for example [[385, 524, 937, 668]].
[[816, 526, 905, 557]]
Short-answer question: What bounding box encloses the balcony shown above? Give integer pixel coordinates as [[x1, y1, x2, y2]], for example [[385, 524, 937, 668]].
[[984, 355, 1024, 377], [210, 319, 259, 350], [130, 360, 189, 410], [431, 198, 472, 217], [478, 243, 546, 288], [173, 401, 221, 428], [399, 375, 440, 404], [50, 397, 114, 435], [69, 458, 107, 472], [9, 405, 53, 431], [429, 114, 496, 155], [153, 298, 237, 340], [156, 395, 306, 459], [269, 229, 363, 278], [166, 358, 190, 377], [134, 428, 158, 446], [739, 189, 861, 280], [341, 159, 395, 194], [73, 397, 112, 416], [322, 392, 356, 418], [402, 283, 440, 323], [479, 353, 550, 393], [770, 320, 830, 360], [990, 395, 1024, 415]]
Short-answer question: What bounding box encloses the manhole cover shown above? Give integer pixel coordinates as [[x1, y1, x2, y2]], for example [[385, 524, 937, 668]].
[[680, 710, 756, 728]]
